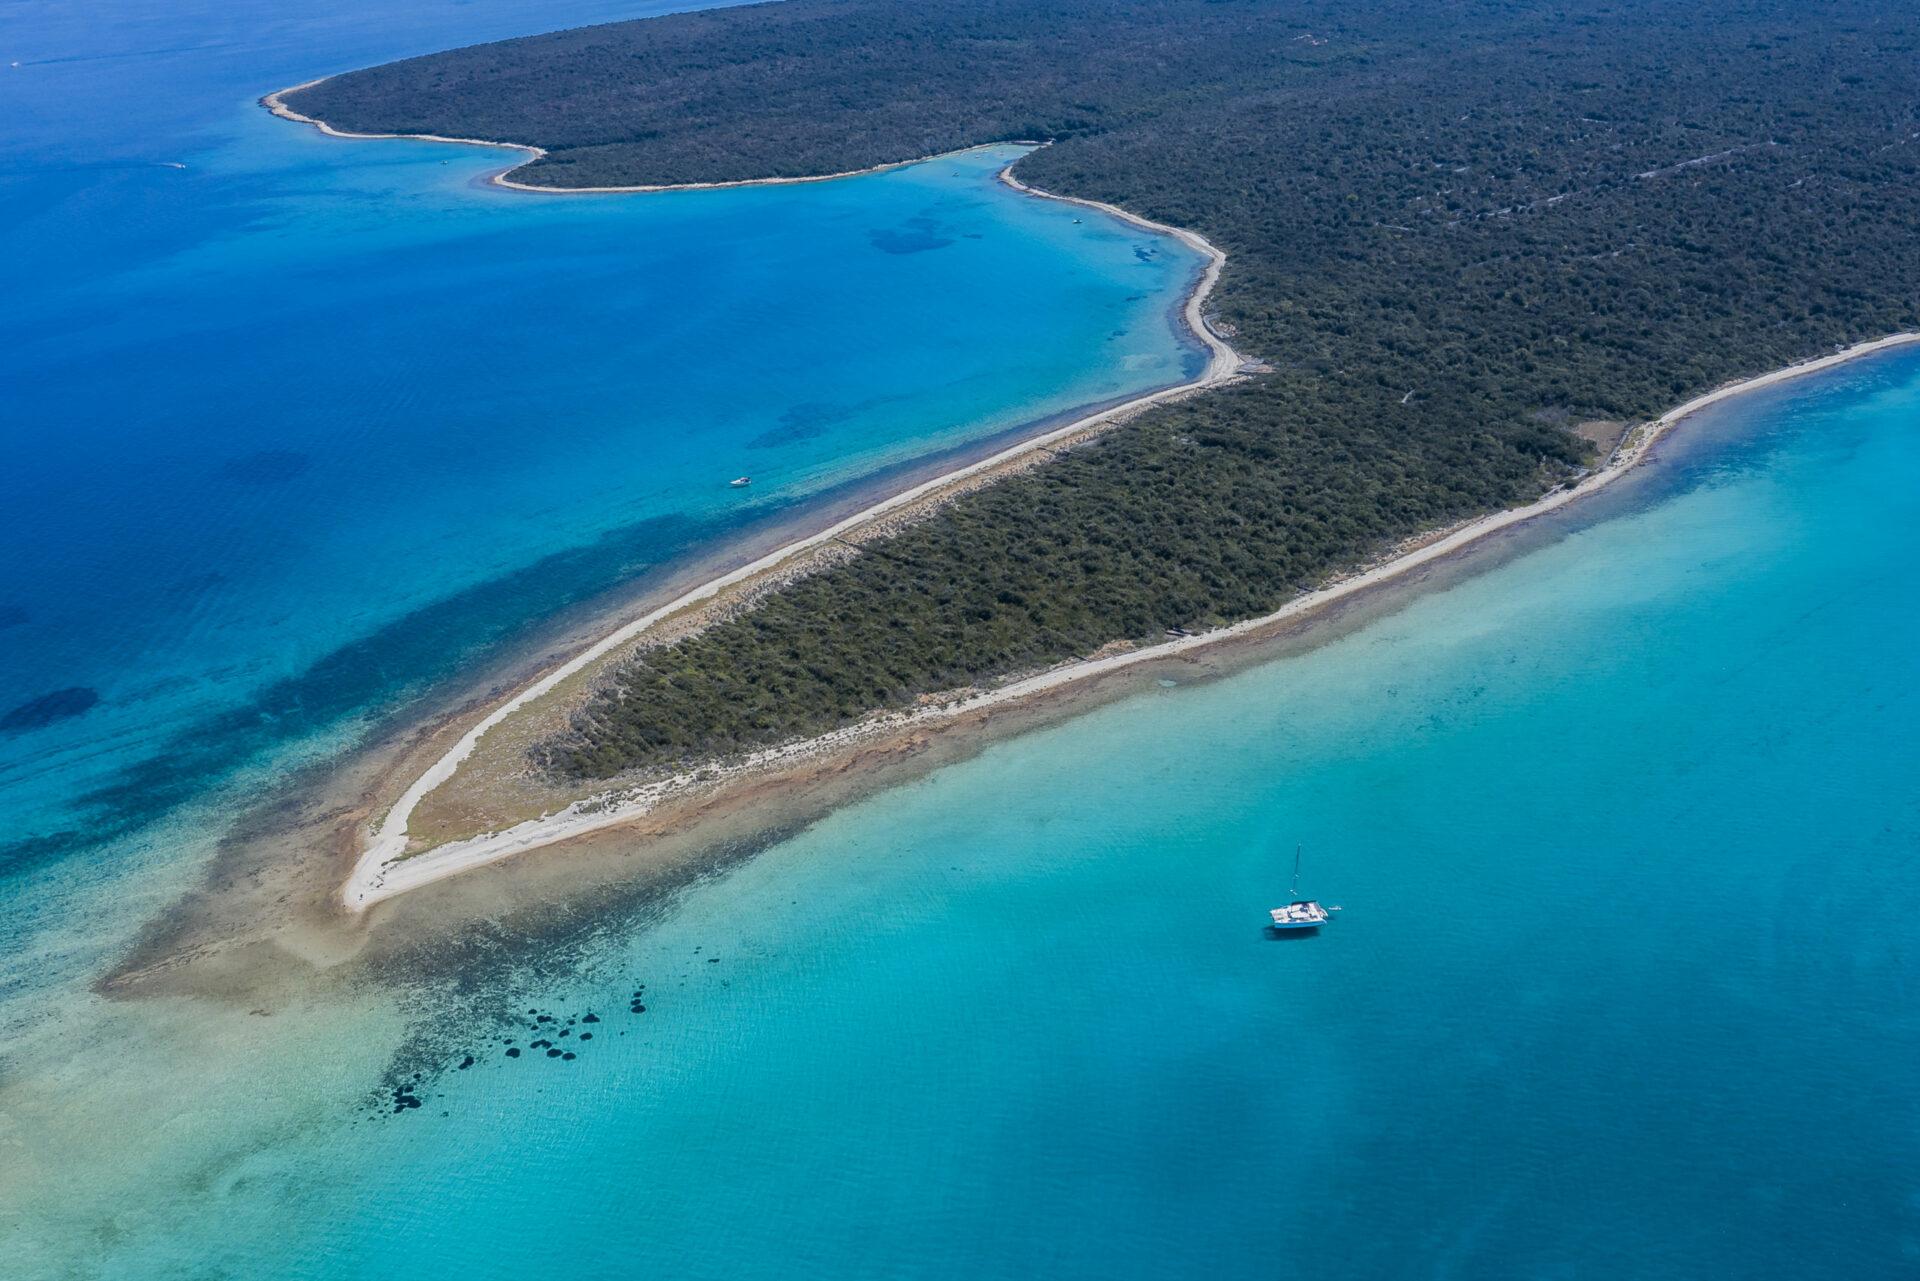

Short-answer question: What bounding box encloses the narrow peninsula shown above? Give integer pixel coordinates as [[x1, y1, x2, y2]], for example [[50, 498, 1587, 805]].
[[278, 0, 1920, 905]]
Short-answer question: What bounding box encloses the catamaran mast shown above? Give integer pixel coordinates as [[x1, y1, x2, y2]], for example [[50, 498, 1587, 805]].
[[1292, 844, 1302, 900]]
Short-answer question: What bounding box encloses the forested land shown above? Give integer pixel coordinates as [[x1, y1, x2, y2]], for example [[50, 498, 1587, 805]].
[[289, 0, 1920, 779]]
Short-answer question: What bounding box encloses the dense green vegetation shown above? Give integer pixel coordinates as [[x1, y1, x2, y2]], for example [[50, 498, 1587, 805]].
[[290, 0, 1920, 779]]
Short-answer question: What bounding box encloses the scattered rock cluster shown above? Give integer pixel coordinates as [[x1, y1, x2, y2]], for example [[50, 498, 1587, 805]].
[[377, 952, 743, 1120]]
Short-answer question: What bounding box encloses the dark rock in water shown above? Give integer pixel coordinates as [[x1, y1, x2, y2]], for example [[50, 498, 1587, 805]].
[[869, 217, 955, 255], [558, 1028, 570, 1038], [531, 1039, 551, 1049], [562, 1052, 576, 1061], [630, 1004, 646, 1014], [458, 1056, 475, 1070], [221, 448, 312, 484], [2, 687, 99, 733], [546, 1048, 562, 1058], [581, 1013, 600, 1024], [536, 1014, 553, 1023], [707, 957, 720, 963], [747, 401, 840, 450], [528, 1008, 539, 1015], [505, 1048, 521, 1058], [0, 606, 28, 631], [578, 1033, 592, 1041]]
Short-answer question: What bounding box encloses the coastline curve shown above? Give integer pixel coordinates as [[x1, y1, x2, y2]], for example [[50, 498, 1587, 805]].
[[262, 78, 1920, 916], [264, 77, 1049, 194], [263, 87, 1245, 910], [339, 331, 1920, 910]]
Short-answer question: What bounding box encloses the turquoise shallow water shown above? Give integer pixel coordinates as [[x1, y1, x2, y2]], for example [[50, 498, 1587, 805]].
[[12, 334, 1920, 1279], [6, 1, 1920, 1277]]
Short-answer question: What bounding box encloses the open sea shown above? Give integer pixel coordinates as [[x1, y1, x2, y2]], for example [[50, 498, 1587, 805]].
[[5, 2, 1920, 1278]]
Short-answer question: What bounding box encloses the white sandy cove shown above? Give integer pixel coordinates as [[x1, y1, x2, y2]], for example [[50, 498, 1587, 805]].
[[263, 78, 1046, 193], [342, 329, 1920, 910]]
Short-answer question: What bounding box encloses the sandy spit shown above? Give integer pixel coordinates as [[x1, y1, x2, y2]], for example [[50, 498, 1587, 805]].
[[262, 76, 1920, 915], [343, 329, 1920, 909], [285, 148, 1242, 907]]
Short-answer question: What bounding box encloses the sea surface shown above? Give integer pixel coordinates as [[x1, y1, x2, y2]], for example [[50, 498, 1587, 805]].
[[5, 3, 1920, 1280], [0, 0, 1203, 1000]]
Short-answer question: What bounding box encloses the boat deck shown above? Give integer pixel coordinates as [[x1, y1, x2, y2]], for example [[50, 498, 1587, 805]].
[[1269, 900, 1329, 928]]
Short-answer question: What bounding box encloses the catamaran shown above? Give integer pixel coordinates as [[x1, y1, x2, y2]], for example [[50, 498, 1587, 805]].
[[729, 476, 752, 488], [1269, 844, 1334, 931]]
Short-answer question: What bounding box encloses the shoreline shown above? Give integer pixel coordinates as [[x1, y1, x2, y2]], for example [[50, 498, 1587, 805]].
[[342, 330, 1920, 910], [91, 92, 1232, 991], [261, 74, 1919, 917], [263, 78, 1048, 194], [262, 100, 1243, 908], [343, 189, 1236, 905]]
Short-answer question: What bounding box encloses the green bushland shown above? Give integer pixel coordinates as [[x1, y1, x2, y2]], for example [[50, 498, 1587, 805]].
[[289, 0, 1920, 779]]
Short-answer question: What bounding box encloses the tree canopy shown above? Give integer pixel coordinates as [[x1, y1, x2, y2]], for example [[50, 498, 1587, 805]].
[[289, 0, 1920, 779]]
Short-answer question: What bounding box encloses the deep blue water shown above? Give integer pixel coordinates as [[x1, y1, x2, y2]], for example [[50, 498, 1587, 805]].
[[6, 2, 1920, 1278], [0, 1, 1200, 889]]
